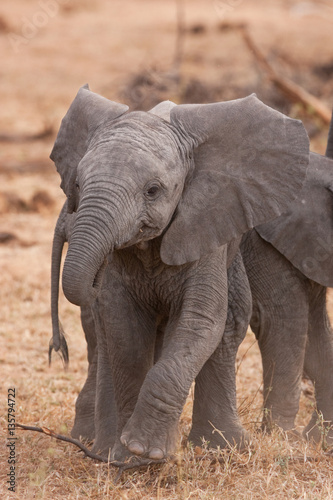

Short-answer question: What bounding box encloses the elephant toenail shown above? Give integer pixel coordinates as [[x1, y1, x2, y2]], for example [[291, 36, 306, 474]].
[[127, 440, 145, 455], [120, 435, 128, 446], [149, 447, 164, 460]]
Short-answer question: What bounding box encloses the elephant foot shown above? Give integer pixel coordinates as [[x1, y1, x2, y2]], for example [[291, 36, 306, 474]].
[[261, 421, 300, 437], [71, 418, 95, 443], [91, 431, 116, 459], [188, 422, 250, 451], [260, 414, 303, 444], [261, 408, 297, 435], [111, 439, 140, 462], [303, 412, 333, 449], [111, 440, 131, 462], [259, 424, 302, 443], [120, 417, 179, 460]]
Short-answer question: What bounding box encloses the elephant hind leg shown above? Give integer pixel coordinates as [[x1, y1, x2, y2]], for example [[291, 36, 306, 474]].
[[189, 251, 251, 450], [243, 231, 309, 432], [303, 283, 333, 448], [252, 295, 309, 432], [252, 307, 308, 432]]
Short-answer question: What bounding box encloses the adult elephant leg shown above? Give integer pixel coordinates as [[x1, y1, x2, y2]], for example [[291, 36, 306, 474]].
[[189, 251, 251, 450], [242, 230, 309, 432], [71, 305, 97, 442], [303, 282, 333, 447]]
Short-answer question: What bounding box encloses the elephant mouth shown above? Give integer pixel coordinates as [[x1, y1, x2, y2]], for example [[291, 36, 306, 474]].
[[83, 225, 161, 301], [116, 224, 162, 250]]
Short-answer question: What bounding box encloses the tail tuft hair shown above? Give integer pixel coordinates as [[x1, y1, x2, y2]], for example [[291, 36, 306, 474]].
[[48, 321, 69, 369]]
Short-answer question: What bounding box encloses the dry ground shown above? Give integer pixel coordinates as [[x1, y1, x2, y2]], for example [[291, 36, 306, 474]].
[[1, 0, 333, 498]]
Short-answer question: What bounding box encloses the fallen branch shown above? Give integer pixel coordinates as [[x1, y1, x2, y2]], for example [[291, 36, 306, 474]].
[[239, 25, 332, 124], [15, 422, 331, 482], [16, 423, 166, 481]]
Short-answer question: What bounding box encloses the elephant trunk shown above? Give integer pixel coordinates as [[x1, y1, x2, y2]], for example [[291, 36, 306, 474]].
[[62, 191, 137, 307], [62, 223, 112, 306]]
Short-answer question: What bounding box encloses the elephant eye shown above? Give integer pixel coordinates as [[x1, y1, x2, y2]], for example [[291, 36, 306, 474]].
[[75, 181, 80, 191], [145, 185, 160, 199]]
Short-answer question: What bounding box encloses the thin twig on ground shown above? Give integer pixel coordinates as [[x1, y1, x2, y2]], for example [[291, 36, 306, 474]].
[[16, 423, 167, 480]]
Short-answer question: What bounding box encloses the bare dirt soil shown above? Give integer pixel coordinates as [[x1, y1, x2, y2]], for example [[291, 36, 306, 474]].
[[1, 1, 333, 498]]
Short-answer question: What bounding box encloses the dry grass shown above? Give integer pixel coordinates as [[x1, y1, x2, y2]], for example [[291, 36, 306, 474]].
[[1, 258, 333, 500], [1, 0, 333, 497], [2, 324, 333, 500], [10, 434, 331, 500]]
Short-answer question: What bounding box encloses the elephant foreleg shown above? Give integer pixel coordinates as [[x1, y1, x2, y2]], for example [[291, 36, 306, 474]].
[[120, 250, 228, 460]]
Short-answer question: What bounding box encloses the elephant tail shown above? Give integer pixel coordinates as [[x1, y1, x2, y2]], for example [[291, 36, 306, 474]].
[[49, 201, 70, 369], [326, 107, 333, 159], [48, 321, 69, 368]]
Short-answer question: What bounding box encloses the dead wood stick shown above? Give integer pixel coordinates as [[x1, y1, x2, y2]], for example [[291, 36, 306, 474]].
[[16, 423, 109, 462], [16, 423, 166, 478], [240, 25, 332, 124], [15, 422, 330, 482]]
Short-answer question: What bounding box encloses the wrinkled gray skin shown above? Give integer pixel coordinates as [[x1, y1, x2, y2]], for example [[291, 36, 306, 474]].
[[239, 118, 333, 447], [93, 246, 252, 459], [51, 201, 251, 453], [50, 85, 309, 460], [241, 230, 333, 446]]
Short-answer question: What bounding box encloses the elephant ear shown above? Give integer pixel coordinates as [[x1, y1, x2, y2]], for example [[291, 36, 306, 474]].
[[161, 94, 309, 265], [149, 100, 177, 122], [256, 153, 333, 287], [50, 84, 129, 212]]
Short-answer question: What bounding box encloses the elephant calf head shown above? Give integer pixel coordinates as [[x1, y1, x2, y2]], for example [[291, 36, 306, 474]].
[[50, 85, 309, 306]]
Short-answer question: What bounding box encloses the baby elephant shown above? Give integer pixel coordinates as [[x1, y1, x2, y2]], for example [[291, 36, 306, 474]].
[[50, 85, 309, 460], [240, 113, 333, 447], [50, 199, 252, 456]]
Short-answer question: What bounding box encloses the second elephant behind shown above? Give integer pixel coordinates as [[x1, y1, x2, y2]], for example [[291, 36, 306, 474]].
[[240, 117, 333, 447]]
